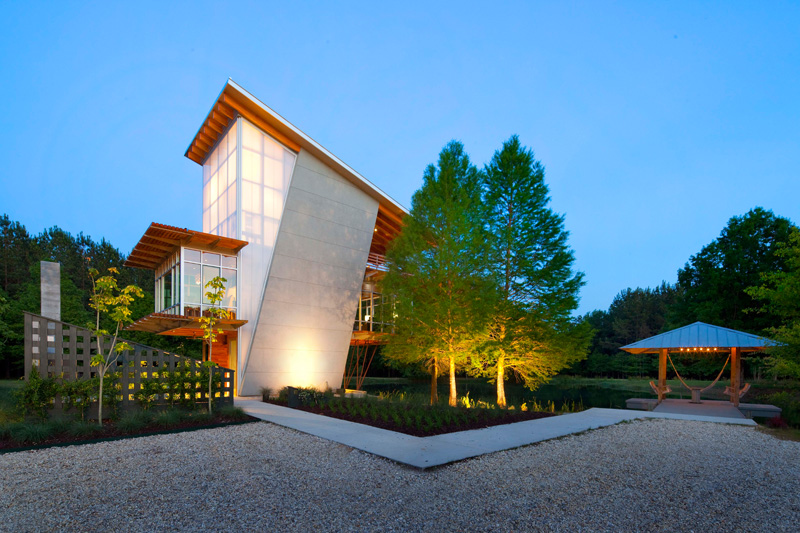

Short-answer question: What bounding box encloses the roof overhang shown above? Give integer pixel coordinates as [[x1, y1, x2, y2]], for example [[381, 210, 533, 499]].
[[124, 222, 249, 270], [620, 322, 776, 355], [125, 312, 247, 336], [184, 79, 409, 227]]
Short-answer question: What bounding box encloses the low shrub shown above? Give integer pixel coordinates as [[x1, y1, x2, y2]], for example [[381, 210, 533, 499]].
[[154, 409, 186, 428], [766, 391, 800, 428], [67, 421, 102, 438], [117, 411, 153, 433], [11, 422, 55, 443], [217, 406, 248, 420], [16, 371, 59, 421]]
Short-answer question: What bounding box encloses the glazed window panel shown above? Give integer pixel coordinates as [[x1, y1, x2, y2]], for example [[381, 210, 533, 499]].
[[184, 262, 202, 305]]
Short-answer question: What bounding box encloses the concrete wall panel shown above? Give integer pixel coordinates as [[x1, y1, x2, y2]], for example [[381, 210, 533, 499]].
[[274, 231, 369, 271], [286, 188, 377, 233], [240, 149, 379, 395], [269, 253, 363, 293]]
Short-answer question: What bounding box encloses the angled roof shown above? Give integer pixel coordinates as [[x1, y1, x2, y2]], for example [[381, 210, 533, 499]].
[[184, 79, 408, 228], [620, 322, 776, 354], [124, 222, 248, 270]]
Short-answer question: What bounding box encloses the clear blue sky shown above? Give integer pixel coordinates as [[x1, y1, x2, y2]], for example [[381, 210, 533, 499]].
[[2, 1, 799, 315]]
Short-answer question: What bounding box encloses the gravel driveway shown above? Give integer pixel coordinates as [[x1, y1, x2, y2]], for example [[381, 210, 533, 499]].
[[0, 419, 797, 532]]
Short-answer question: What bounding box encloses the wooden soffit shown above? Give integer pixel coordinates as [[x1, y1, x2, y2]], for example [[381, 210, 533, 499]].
[[124, 222, 248, 270], [125, 312, 247, 336], [350, 331, 390, 346]]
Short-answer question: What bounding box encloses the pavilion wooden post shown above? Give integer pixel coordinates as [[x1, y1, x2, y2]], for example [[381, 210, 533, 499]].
[[658, 348, 668, 403], [730, 347, 740, 407]]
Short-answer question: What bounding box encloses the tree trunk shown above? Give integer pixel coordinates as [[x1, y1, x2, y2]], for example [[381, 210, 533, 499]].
[[449, 355, 457, 407], [97, 369, 104, 426], [497, 353, 507, 409], [430, 357, 438, 405], [208, 367, 213, 414]]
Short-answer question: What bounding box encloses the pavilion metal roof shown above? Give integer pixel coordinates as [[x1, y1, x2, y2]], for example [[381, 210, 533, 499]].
[[620, 322, 776, 354]]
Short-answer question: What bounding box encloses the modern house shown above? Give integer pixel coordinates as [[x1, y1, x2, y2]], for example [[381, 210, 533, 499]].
[[125, 80, 405, 396]]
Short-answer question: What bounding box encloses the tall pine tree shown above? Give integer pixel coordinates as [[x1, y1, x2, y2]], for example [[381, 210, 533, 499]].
[[476, 135, 589, 407], [382, 141, 494, 406]]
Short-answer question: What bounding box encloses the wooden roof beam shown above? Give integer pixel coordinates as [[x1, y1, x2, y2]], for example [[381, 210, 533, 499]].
[[216, 102, 235, 119], [211, 111, 232, 129], [221, 94, 302, 152]]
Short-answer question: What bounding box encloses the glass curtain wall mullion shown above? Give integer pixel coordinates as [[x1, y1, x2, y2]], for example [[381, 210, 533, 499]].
[[181, 247, 239, 318], [354, 290, 395, 333]]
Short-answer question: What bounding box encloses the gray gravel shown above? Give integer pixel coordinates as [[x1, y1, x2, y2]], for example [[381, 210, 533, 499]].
[[0, 419, 798, 532]]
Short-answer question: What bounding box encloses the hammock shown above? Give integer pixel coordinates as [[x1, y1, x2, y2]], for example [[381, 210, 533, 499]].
[[666, 352, 731, 396]]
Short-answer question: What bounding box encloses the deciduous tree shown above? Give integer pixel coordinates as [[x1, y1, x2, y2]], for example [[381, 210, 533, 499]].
[[382, 141, 494, 406], [673, 207, 794, 332], [88, 267, 143, 425], [747, 227, 800, 377], [475, 135, 588, 407]]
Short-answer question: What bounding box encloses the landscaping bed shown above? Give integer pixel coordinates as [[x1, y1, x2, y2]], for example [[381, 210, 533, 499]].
[[0, 407, 257, 453], [266, 394, 558, 437]]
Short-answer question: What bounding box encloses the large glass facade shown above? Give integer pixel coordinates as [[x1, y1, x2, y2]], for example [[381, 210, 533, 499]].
[[354, 285, 395, 333], [154, 251, 180, 315], [203, 123, 238, 237], [181, 249, 238, 318]]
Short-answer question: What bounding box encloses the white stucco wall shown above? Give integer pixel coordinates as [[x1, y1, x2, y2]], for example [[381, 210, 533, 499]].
[[239, 149, 378, 395]]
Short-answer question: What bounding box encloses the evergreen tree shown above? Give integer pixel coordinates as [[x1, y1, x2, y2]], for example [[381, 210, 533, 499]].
[[476, 135, 588, 407], [382, 141, 494, 406]]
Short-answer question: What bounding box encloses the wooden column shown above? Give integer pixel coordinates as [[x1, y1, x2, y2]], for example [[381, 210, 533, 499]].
[[658, 348, 667, 403], [731, 347, 740, 407]]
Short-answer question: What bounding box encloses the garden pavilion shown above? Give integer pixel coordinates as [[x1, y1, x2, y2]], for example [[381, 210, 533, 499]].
[[620, 322, 775, 408]]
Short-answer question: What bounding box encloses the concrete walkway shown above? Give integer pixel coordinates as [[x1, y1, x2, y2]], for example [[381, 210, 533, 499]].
[[236, 398, 756, 469]]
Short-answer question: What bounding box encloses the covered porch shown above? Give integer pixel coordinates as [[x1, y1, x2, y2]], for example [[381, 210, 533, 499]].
[[621, 322, 781, 419]]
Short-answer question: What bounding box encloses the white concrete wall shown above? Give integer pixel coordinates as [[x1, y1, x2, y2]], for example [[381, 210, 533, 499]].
[[240, 149, 378, 395]]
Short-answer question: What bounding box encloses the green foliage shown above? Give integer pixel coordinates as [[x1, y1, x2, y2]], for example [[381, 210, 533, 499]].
[[0, 215, 200, 379], [309, 393, 563, 435], [116, 410, 153, 432], [16, 370, 59, 420], [674, 207, 795, 332], [10, 421, 55, 443], [154, 408, 186, 427], [217, 405, 248, 420], [87, 267, 143, 425], [135, 375, 166, 410], [747, 227, 800, 378], [59, 377, 97, 421], [382, 141, 494, 406], [764, 391, 800, 428], [66, 420, 101, 438], [476, 135, 589, 406], [199, 275, 227, 414]]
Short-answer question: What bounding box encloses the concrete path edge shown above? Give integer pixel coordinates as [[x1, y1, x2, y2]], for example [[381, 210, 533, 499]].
[[235, 398, 757, 469]]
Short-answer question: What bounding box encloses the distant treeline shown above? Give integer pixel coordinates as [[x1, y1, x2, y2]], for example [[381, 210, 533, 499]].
[[1, 207, 796, 381], [569, 207, 796, 380], [0, 215, 201, 378]]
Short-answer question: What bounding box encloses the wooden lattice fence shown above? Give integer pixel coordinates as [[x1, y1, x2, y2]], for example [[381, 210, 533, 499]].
[[23, 312, 234, 415]]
